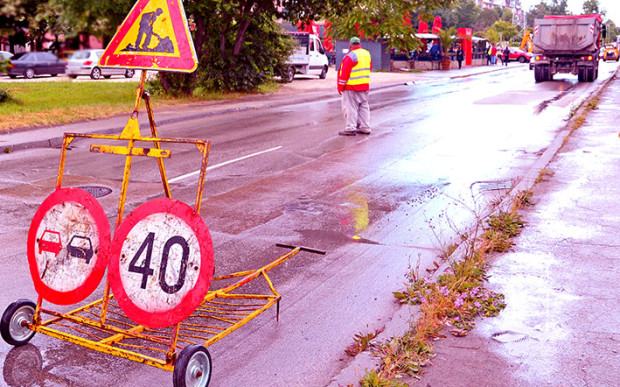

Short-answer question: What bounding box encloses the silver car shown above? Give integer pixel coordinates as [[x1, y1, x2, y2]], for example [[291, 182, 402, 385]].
[[66, 49, 134, 79]]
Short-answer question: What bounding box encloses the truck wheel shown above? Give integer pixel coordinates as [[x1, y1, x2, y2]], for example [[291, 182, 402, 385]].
[[543, 66, 552, 81], [577, 67, 586, 82], [319, 66, 327, 79], [587, 67, 595, 82], [285, 67, 294, 83], [534, 66, 545, 83]]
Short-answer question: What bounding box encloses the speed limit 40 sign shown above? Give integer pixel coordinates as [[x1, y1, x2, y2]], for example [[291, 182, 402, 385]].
[[109, 198, 214, 328]]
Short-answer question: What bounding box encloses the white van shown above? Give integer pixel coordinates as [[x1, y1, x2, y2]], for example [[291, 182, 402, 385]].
[[283, 32, 329, 82]]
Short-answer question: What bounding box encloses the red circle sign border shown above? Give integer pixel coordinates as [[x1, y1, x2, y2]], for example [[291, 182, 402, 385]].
[[109, 198, 214, 329], [27, 187, 111, 305]]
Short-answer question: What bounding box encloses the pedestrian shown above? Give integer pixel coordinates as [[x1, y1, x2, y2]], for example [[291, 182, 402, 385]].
[[487, 46, 491, 65], [491, 45, 497, 65], [337, 37, 372, 136], [456, 47, 464, 69], [503, 46, 510, 66]]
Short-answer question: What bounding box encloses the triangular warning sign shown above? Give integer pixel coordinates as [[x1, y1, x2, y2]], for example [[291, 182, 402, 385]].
[[99, 0, 197, 73]]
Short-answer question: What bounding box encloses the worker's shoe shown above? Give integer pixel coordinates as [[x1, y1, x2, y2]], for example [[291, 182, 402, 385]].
[[338, 130, 356, 136], [356, 128, 371, 135]]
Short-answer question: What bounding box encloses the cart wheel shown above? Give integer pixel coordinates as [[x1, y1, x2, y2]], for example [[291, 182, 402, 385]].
[[1, 299, 36, 346], [173, 344, 212, 387]]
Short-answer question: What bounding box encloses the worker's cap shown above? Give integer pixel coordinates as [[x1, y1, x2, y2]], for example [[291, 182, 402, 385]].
[[349, 37, 361, 45]]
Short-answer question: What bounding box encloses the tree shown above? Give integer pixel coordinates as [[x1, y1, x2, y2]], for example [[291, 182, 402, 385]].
[[454, 0, 480, 29], [548, 0, 570, 15], [476, 8, 499, 31], [53, 0, 355, 93], [0, 0, 49, 51], [526, 0, 571, 29], [488, 20, 518, 43], [436, 26, 456, 57], [605, 19, 618, 42], [583, 0, 605, 17], [501, 9, 513, 23], [331, 0, 456, 53]]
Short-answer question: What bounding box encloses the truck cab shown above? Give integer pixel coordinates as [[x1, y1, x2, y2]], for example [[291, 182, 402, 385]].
[[284, 32, 329, 83]]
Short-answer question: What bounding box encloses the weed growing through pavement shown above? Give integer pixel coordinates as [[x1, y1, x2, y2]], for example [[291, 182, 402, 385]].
[[514, 189, 534, 209], [353, 203, 524, 384], [536, 169, 555, 183], [345, 327, 385, 356]]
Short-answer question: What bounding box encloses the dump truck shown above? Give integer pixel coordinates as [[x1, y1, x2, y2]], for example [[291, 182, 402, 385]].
[[532, 14, 606, 83]]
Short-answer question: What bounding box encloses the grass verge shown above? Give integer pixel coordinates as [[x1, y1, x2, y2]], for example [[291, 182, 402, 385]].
[[0, 80, 280, 131]]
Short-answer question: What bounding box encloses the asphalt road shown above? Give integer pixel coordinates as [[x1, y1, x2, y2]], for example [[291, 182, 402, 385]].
[[0, 62, 617, 386]]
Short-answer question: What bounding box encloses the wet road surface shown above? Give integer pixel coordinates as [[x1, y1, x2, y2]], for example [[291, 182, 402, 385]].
[[418, 66, 620, 387], [0, 62, 617, 386]]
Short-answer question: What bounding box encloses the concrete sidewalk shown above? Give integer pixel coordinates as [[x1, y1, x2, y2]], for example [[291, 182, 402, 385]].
[[0, 63, 522, 152], [416, 74, 620, 385]]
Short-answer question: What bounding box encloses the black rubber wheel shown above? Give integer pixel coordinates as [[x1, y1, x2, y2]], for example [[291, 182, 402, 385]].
[[103, 75, 111, 79], [90, 67, 101, 80], [51, 73, 57, 77], [3, 344, 43, 386], [70, 75, 78, 79], [534, 66, 544, 83], [125, 69, 135, 78], [1, 299, 36, 346], [577, 67, 586, 82], [319, 66, 327, 79], [587, 67, 595, 82], [173, 344, 212, 387], [285, 67, 294, 83], [24, 68, 34, 79], [8, 75, 16, 79], [518, 56, 526, 63], [543, 65, 552, 81]]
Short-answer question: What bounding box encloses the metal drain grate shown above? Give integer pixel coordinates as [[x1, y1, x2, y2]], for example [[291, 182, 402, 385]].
[[77, 186, 113, 198]]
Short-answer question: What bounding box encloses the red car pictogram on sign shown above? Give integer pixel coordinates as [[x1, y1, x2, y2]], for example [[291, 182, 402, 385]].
[[38, 230, 62, 256]]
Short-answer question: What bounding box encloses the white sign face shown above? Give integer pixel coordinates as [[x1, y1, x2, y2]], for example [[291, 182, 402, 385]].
[[118, 212, 201, 312], [34, 202, 101, 292]]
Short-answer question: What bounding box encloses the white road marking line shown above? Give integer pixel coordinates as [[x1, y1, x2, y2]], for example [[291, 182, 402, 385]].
[[168, 146, 283, 183]]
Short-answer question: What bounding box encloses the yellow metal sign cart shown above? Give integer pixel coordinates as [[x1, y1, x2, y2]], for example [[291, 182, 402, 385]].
[[0, 70, 325, 387]]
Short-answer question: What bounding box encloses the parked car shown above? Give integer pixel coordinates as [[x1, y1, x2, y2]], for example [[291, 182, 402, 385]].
[[7, 52, 66, 79], [66, 49, 134, 79], [504, 47, 532, 63]]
